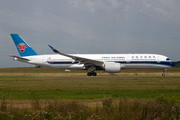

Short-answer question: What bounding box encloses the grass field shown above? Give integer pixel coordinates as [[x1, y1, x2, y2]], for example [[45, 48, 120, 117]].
[[0, 68, 180, 119], [0, 76, 180, 100], [0, 68, 179, 99]]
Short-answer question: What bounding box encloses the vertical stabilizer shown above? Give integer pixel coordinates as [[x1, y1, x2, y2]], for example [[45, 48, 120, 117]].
[[10, 34, 38, 57]]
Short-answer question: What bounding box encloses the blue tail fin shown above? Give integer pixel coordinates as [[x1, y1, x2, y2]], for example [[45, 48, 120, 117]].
[[10, 34, 38, 57]]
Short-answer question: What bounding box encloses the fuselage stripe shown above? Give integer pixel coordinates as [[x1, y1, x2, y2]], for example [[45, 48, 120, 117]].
[[46, 61, 174, 67]]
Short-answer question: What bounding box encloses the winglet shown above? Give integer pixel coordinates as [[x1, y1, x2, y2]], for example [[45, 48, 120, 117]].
[[48, 45, 72, 57], [48, 45, 59, 53]]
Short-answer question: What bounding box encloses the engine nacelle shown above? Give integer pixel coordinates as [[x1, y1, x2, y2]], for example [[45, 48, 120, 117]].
[[104, 62, 121, 73]]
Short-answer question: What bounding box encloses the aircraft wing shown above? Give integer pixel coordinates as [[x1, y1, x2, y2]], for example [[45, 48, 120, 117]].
[[7, 55, 30, 61], [48, 45, 104, 67]]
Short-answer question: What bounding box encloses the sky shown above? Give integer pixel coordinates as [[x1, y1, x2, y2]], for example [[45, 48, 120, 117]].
[[1, 0, 180, 68]]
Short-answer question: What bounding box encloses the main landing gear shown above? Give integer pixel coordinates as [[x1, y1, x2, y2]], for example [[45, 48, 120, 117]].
[[87, 72, 97, 76]]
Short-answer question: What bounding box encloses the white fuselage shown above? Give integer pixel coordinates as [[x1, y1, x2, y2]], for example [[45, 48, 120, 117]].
[[9, 34, 175, 76], [19, 53, 175, 70]]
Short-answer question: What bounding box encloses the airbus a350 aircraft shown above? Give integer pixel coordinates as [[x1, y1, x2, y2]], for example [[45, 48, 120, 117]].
[[8, 34, 175, 76]]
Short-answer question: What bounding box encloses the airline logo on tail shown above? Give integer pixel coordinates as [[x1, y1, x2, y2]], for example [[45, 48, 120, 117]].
[[17, 43, 27, 53]]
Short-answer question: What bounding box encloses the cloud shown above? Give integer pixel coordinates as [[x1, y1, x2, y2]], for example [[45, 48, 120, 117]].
[[68, 0, 123, 12], [109, 0, 123, 8], [1, 0, 180, 68], [137, 0, 180, 22]]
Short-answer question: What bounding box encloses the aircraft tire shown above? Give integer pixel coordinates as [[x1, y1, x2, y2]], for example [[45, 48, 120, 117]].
[[92, 72, 97, 76], [87, 72, 91, 76], [162, 73, 165, 76]]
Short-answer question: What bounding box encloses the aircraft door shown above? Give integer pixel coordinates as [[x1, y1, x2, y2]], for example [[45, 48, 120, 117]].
[[126, 56, 130, 63], [42, 57, 47, 63]]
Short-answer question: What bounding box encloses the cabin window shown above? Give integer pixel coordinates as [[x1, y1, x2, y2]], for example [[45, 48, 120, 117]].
[[132, 56, 134, 58], [136, 56, 138, 58], [149, 56, 151, 58], [144, 56, 147, 58]]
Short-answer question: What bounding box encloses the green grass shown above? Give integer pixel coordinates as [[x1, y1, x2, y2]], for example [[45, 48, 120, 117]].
[[0, 68, 180, 119], [0, 75, 180, 99]]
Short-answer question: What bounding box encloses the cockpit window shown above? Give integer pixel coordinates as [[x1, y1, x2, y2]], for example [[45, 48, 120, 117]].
[[166, 58, 171, 61]]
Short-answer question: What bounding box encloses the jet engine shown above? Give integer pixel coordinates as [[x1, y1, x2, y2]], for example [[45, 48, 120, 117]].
[[104, 62, 121, 73]]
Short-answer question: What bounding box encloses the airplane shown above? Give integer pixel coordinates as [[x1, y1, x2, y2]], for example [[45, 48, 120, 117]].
[[7, 34, 175, 76]]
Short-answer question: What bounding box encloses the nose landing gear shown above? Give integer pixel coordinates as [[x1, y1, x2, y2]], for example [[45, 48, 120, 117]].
[[162, 69, 166, 76]]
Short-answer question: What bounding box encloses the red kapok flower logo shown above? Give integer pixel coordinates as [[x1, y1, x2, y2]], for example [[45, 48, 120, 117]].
[[17, 43, 27, 53]]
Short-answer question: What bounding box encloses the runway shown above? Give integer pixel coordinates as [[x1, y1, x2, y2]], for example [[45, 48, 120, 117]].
[[0, 72, 179, 76]]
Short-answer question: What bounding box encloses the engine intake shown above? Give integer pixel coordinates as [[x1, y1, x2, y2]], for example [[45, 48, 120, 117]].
[[104, 62, 121, 73]]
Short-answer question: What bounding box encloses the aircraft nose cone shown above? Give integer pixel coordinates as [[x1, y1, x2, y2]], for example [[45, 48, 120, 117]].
[[171, 62, 176, 67]]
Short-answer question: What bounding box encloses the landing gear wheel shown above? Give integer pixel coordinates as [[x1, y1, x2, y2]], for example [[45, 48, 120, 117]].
[[87, 72, 97, 76], [92, 72, 97, 76], [162, 73, 165, 76], [87, 72, 91, 76]]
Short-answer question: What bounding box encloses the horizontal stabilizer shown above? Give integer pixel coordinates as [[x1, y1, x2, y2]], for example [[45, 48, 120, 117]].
[[7, 55, 30, 61]]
